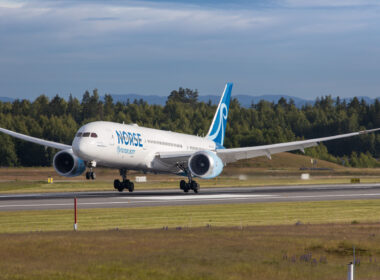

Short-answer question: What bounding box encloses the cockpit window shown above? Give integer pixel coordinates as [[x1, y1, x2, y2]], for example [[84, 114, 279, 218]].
[[82, 132, 90, 137], [91, 133, 98, 138], [76, 132, 82, 137]]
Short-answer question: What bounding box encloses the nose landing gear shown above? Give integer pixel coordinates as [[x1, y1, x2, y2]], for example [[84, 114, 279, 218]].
[[114, 169, 134, 193], [85, 161, 96, 180], [85, 170, 96, 180]]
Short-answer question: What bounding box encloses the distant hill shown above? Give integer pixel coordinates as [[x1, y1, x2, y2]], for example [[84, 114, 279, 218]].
[[111, 94, 167, 105], [225, 152, 343, 170], [0, 97, 14, 102], [110, 94, 313, 107], [110, 94, 379, 108], [0, 94, 378, 108]]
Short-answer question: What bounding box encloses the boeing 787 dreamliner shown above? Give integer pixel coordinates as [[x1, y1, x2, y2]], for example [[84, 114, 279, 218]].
[[1, 83, 379, 193]]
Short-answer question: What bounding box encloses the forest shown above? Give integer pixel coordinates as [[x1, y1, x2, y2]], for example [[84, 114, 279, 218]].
[[0, 88, 379, 168]]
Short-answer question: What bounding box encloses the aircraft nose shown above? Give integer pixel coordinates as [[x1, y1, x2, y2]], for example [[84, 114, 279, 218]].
[[73, 138, 94, 160]]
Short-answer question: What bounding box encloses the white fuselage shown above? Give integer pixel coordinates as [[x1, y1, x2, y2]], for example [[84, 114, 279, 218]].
[[72, 121, 216, 173]]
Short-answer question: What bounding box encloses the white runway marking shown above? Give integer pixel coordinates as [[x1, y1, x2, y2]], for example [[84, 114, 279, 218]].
[[279, 193, 380, 199], [124, 194, 274, 200], [0, 202, 130, 208], [1, 192, 380, 209]]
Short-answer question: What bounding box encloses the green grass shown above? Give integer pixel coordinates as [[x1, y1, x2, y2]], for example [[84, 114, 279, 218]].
[[0, 176, 379, 193], [1, 200, 380, 279], [1, 224, 380, 279], [0, 155, 379, 193], [1, 200, 380, 233]]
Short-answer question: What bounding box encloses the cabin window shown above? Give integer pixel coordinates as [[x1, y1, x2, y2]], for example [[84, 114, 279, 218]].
[[91, 133, 98, 138], [82, 132, 90, 137], [147, 139, 182, 148], [76, 132, 82, 137]]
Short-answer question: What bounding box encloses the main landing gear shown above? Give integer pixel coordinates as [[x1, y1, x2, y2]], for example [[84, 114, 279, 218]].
[[114, 169, 134, 193], [177, 163, 199, 193], [180, 179, 199, 193]]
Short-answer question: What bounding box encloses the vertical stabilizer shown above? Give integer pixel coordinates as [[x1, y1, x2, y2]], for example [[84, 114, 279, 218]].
[[206, 83, 233, 148]]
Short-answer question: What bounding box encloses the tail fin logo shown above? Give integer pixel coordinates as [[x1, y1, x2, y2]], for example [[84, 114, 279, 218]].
[[206, 83, 233, 147], [207, 103, 228, 145]]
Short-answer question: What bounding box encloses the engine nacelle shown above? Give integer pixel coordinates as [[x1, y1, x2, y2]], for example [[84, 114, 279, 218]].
[[53, 150, 86, 177], [188, 151, 224, 179]]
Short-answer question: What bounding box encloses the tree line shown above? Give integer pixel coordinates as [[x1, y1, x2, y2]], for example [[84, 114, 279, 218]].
[[0, 88, 379, 167]]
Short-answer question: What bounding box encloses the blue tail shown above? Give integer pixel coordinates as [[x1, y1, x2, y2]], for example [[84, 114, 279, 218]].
[[206, 83, 233, 148]]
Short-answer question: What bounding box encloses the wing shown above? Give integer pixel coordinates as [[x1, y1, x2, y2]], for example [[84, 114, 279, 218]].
[[154, 151, 193, 171], [216, 128, 380, 164], [0, 127, 71, 150]]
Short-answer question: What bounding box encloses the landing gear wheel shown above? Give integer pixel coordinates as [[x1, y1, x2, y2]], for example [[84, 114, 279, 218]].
[[180, 180, 186, 191], [180, 180, 190, 193], [122, 180, 129, 188], [190, 181, 199, 193], [114, 179, 124, 192], [114, 179, 121, 190], [176, 164, 199, 194], [128, 182, 134, 192], [115, 169, 135, 193], [85, 172, 90, 180], [90, 172, 96, 180]]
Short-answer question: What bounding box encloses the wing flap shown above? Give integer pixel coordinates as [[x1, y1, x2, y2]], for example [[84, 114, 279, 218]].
[[0, 127, 71, 150], [157, 151, 194, 165], [156, 151, 194, 167]]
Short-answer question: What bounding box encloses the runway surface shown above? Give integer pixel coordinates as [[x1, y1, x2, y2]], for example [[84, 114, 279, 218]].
[[1, 183, 380, 211]]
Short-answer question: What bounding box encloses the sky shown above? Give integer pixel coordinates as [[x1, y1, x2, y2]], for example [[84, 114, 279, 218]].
[[0, 0, 379, 100]]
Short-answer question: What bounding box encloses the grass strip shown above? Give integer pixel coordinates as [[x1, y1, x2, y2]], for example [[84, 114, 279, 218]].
[[1, 200, 380, 233], [1, 224, 380, 280], [0, 177, 379, 193]]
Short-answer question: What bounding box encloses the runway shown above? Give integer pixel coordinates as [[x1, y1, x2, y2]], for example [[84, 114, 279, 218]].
[[1, 183, 380, 211]]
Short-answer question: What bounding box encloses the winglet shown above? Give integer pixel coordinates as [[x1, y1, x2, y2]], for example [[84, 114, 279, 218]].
[[206, 83, 233, 148]]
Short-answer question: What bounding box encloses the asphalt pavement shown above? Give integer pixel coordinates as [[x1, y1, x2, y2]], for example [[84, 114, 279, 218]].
[[0, 183, 380, 211]]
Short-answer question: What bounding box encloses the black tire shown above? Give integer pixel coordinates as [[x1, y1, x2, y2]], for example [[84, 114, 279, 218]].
[[114, 179, 121, 190], [180, 180, 186, 190], [117, 186, 124, 192], [90, 172, 96, 180], [191, 181, 199, 193], [85, 172, 90, 180], [128, 182, 134, 192], [184, 183, 190, 193]]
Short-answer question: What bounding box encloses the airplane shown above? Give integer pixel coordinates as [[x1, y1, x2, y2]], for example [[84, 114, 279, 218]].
[[0, 83, 379, 193]]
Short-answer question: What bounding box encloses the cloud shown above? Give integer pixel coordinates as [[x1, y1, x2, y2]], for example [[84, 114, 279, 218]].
[[0, 0, 24, 9], [3, 0, 375, 44], [1, 0, 380, 98], [83, 17, 119, 22], [0, 0, 275, 40], [284, 0, 380, 8]]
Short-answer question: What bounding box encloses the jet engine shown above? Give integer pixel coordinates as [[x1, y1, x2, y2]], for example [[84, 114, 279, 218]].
[[188, 151, 224, 179], [53, 150, 86, 177]]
